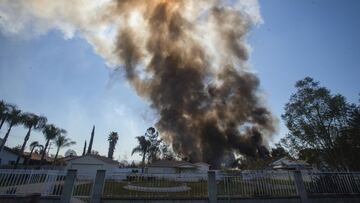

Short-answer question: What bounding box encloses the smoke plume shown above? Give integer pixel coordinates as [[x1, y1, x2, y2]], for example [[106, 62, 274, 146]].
[[0, 0, 276, 168]]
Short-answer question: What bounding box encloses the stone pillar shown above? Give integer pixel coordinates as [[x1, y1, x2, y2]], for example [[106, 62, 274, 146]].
[[294, 170, 309, 203], [208, 170, 217, 203], [91, 170, 106, 203], [60, 169, 77, 203]]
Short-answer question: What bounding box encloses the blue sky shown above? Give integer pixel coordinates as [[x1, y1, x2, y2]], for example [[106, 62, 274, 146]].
[[0, 0, 359, 161]]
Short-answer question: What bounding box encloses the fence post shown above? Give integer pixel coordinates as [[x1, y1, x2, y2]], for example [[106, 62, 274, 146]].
[[91, 170, 106, 203], [208, 170, 217, 203], [293, 170, 309, 203], [60, 169, 77, 203]]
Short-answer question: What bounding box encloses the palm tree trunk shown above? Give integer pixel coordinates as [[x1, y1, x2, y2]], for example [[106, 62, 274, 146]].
[[141, 151, 146, 173], [14, 127, 32, 169], [0, 118, 5, 130], [108, 143, 114, 159], [40, 139, 50, 166], [54, 147, 60, 164], [0, 123, 13, 153]]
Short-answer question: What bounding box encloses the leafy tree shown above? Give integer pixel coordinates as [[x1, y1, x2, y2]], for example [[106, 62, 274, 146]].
[[281, 77, 355, 170], [132, 135, 151, 173], [41, 124, 66, 164], [0, 106, 22, 153], [270, 143, 289, 158], [12, 145, 22, 154], [54, 135, 76, 162], [107, 132, 119, 159], [337, 103, 360, 170], [14, 113, 47, 168]]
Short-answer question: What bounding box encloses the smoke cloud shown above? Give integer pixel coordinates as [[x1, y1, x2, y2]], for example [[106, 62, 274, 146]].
[[0, 0, 276, 168]]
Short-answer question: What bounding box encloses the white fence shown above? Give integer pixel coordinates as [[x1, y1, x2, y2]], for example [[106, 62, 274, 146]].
[[0, 169, 66, 196], [1, 169, 360, 200], [302, 171, 360, 195], [218, 171, 298, 198]]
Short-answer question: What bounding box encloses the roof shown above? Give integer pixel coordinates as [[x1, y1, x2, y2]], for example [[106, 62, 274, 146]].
[[147, 160, 197, 169], [66, 154, 119, 165], [194, 162, 210, 166], [269, 157, 311, 169]]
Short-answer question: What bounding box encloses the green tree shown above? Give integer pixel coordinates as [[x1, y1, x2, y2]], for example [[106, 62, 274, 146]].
[[281, 77, 354, 170], [132, 135, 151, 173], [54, 135, 76, 162], [0, 106, 22, 153], [107, 132, 119, 159], [270, 143, 289, 158], [14, 113, 47, 168], [12, 145, 22, 154], [41, 124, 66, 164]]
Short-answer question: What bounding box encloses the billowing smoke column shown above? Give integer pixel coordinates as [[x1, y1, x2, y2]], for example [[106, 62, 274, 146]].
[[109, 0, 276, 167], [0, 0, 276, 168]]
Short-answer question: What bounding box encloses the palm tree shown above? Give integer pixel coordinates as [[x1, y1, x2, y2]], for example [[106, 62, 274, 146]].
[[14, 113, 47, 168], [132, 136, 151, 173], [41, 124, 66, 164], [107, 132, 119, 159], [54, 135, 76, 162], [26, 141, 41, 166], [0, 106, 22, 153], [0, 100, 10, 130]]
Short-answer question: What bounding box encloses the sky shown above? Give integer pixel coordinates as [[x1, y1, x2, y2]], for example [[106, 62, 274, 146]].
[[0, 0, 359, 161]]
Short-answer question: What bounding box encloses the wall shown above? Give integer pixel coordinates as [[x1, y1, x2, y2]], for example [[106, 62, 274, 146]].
[[66, 156, 117, 176], [0, 148, 24, 165], [147, 167, 177, 174]]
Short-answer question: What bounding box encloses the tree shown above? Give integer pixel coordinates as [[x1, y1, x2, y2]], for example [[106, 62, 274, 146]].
[[41, 124, 66, 164], [132, 135, 151, 173], [0, 106, 22, 153], [54, 135, 76, 162], [107, 132, 119, 159], [14, 113, 47, 168], [281, 77, 354, 170], [338, 103, 360, 170], [12, 145, 22, 154], [270, 143, 289, 158], [0, 100, 12, 130], [26, 141, 42, 166], [145, 127, 162, 163]]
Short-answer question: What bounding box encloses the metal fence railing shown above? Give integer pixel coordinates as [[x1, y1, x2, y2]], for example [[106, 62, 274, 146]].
[[72, 173, 95, 202], [217, 171, 298, 198], [302, 172, 360, 195], [103, 173, 208, 199], [0, 169, 66, 196]]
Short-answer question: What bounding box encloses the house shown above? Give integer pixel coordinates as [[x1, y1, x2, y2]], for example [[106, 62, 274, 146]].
[[0, 146, 24, 166], [146, 160, 210, 174], [194, 162, 210, 172], [268, 157, 313, 171], [65, 154, 119, 176], [0, 139, 24, 166]]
